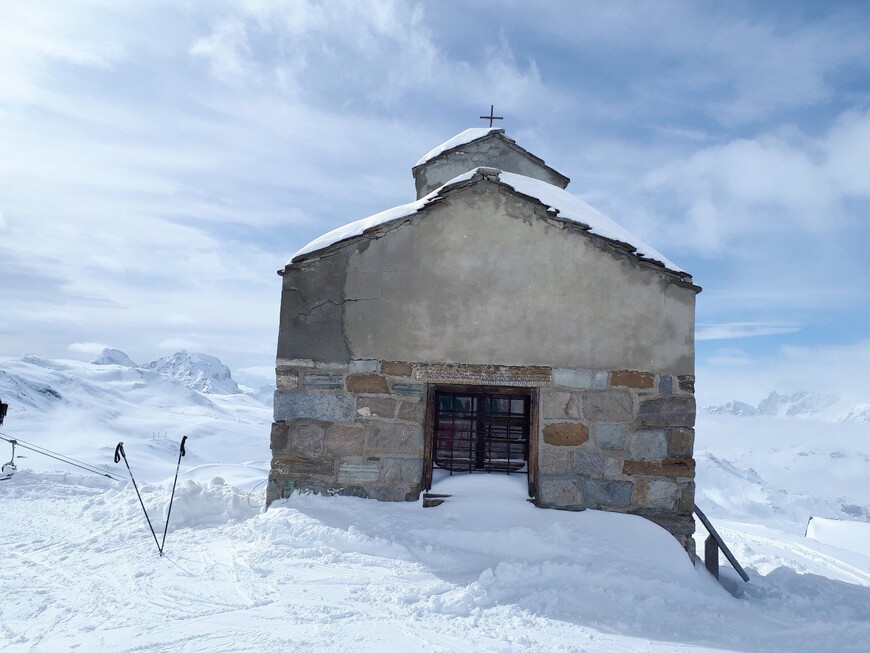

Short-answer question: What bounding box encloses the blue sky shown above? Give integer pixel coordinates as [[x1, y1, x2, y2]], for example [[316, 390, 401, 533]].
[[1, 1, 869, 403]]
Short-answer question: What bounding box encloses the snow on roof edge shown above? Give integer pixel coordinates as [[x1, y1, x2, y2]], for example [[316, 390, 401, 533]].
[[414, 127, 502, 167], [290, 168, 690, 279], [290, 170, 478, 262]]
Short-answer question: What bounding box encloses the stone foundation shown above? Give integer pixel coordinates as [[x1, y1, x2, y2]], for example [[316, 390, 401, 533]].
[[536, 368, 696, 555], [268, 359, 426, 504], [268, 359, 696, 555]]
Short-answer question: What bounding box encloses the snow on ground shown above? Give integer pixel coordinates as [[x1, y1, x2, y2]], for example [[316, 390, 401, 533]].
[[3, 357, 870, 651], [5, 471, 870, 653]]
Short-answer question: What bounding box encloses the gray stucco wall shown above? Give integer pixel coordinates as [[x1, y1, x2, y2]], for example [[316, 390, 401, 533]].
[[278, 180, 696, 375], [412, 134, 569, 198]]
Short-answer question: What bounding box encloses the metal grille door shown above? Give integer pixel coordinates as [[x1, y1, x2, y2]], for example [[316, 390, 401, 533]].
[[433, 390, 530, 474]]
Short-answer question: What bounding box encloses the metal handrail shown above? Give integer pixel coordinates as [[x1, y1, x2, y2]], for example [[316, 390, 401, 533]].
[[694, 504, 750, 582]]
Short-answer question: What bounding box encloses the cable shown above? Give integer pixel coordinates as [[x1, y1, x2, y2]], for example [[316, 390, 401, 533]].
[[0, 432, 124, 481]]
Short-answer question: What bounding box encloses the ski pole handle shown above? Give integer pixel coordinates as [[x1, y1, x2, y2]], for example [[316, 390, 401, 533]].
[[179, 435, 187, 457], [114, 442, 125, 464]]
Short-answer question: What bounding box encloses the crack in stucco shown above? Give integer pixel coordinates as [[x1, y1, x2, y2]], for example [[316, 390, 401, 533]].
[[287, 287, 380, 318]]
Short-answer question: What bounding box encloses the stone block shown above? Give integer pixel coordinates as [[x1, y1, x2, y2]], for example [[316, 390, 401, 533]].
[[337, 461, 380, 484], [541, 391, 572, 419], [538, 443, 574, 474], [630, 509, 696, 538], [658, 375, 674, 395], [677, 375, 695, 394], [390, 383, 425, 400], [364, 422, 424, 455], [397, 401, 425, 422], [349, 359, 379, 373], [415, 362, 551, 386], [677, 481, 695, 513], [582, 390, 632, 422], [592, 370, 609, 388], [623, 458, 695, 478], [334, 486, 368, 498], [380, 457, 423, 485], [552, 368, 592, 389], [591, 423, 629, 450], [303, 371, 344, 391], [324, 424, 366, 457], [275, 369, 299, 391], [585, 479, 633, 508], [610, 370, 654, 389], [270, 420, 326, 457], [574, 447, 621, 477], [636, 396, 696, 427], [274, 390, 355, 422], [272, 456, 335, 477], [634, 478, 680, 510], [667, 428, 695, 458], [277, 358, 315, 368], [537, 477, 586, 510], [381, 361, 412, 376], [627, 429, 668, 460], [347, 373, 389, 394], [367, 486, 417, 501], [356, 396, 397, 419], [543, 422, 589, 446]]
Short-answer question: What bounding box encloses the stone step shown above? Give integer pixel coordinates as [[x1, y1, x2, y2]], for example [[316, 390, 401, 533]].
[[422, 492, 451, 508]]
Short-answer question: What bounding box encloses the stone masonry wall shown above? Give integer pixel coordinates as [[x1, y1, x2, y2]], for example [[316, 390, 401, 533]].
[[536, 368, 697, 555], [268, 359, 697, 555], [268, 359, 427, 504]]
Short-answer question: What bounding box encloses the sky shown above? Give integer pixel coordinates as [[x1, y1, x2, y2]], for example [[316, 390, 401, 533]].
[[1, 0, 869, 403]]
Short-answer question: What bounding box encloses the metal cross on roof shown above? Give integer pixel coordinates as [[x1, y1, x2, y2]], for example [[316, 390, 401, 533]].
[[479, 104, 503, 128]]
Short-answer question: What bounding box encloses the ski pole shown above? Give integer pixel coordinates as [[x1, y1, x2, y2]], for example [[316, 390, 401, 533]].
[[114, 442, 162, 555], [160, 436, 187, 556]]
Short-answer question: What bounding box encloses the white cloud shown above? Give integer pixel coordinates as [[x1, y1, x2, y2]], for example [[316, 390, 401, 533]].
[[235, 365, 274, 382], [68, 342, 110, 355], [162, 314, 196, 326], [696, 323, 800, 341], [698, 340, 870, 407], [642, 110, 870, 254], [157, 338, 200, 352]]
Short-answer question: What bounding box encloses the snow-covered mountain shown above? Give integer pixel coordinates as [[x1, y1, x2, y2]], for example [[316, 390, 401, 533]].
[[706, 390, 864, 422], [91, 348, 138, 367], [143, 350, 240, 395], [0, 350, 271, 483]]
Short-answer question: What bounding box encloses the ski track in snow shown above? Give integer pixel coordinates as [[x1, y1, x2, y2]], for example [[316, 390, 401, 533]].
[[3, 472, 870, 652], [4, 357, 870, 651]]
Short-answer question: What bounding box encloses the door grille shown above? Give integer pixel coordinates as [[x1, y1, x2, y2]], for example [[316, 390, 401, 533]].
[[433, 390, 530, 474]]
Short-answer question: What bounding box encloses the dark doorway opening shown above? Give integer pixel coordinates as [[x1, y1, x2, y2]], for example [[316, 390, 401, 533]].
[[431, 387, 531, 475]]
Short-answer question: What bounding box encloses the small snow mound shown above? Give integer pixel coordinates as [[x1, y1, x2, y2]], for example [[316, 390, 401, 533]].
[[165, 478, 258, 528], [91, 348, 137, 367]]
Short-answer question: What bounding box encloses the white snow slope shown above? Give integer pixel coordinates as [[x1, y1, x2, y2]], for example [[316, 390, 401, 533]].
[[3, 357, 870, 652]]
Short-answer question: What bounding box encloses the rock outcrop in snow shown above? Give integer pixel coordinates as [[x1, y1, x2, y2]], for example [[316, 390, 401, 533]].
[[144, 351, 241, 395]]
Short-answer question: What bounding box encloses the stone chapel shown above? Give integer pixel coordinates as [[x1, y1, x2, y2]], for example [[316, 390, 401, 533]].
[[267, 127, 701, 553]]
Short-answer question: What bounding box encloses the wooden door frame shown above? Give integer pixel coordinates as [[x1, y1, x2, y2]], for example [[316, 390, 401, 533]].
[[422, 383, 538, 498]]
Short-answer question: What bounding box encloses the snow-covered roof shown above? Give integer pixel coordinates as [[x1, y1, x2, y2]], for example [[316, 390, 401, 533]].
[[291, 167, 689, 278], [414, 128, 502, 167]]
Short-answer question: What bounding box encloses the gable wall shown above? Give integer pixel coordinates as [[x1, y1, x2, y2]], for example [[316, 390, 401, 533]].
[[271, 182, 697, 554], [413, 136, 568, 198], [279, 182, 695, 375]]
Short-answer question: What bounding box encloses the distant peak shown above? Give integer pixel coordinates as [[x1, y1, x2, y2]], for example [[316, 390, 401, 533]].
[[145, 351, 240, 395], [91, 348, 138, 368]]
